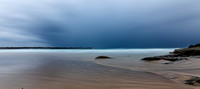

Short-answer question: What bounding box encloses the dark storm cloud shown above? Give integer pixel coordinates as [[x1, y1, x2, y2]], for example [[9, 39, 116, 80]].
[[0, 0, 200, 48]]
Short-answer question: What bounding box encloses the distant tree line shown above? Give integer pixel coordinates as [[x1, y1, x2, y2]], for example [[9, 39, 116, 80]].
[[0, 47, 92, 49]]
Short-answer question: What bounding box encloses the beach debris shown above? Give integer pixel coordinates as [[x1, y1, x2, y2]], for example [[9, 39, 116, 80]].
[[184, 76, 200, 86], [95, 56, 112, 59]]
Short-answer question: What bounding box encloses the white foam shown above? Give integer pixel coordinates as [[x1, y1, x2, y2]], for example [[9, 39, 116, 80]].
[[0, 48, 175, 54]]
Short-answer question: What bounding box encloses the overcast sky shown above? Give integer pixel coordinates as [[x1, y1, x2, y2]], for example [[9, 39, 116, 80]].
[[0, 0, 200, 48]]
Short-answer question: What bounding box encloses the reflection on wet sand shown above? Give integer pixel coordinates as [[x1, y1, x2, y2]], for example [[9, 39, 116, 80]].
[[0, 52, 191, 89]]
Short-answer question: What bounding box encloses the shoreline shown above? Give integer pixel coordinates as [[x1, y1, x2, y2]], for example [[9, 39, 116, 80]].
[[0, 51, 189, 89], [95, 57, 200, 89], [0, 48, 199, 89], [95, 43, 200, 89]]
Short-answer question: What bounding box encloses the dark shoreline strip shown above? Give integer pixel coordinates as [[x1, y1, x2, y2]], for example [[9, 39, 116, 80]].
[[0, 47, 92, 49]]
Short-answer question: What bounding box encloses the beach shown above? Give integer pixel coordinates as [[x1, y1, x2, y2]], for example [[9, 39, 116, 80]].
[[0, 49, 197, 89]]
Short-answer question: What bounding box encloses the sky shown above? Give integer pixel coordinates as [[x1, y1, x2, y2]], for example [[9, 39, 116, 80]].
[[0, 0, 200, 48]]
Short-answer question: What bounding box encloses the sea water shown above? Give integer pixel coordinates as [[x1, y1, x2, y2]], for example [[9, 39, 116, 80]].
[[0, 49, 190, 89]]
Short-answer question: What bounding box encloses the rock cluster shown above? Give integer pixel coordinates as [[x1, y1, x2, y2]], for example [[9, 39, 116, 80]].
[[141, 56, 188, 62], [184, 76, 200, 86], [141, 43, 200, 63], [173, 48, 200, 57], [173, 43, 200, 56]]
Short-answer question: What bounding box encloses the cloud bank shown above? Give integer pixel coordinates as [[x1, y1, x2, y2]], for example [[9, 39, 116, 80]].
[[0, 0, 200, 48]]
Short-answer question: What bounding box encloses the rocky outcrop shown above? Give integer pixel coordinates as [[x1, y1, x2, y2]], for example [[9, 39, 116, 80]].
[[173, 43, 200, 56], [188, 43, 200, 48], [173, 48, 200, 56], [184, 76, 200, 86], [141, 56, 188, 62], [95, 56, 112, 59], [141, 43, 200, 62]]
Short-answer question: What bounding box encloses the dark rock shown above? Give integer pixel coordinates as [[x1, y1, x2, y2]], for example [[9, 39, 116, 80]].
[[173, 48, 200, 56], [163, 57, 188, 62], [189, 43, 200, 48], [141, 43, 200, 63], [184, 76, 200, 86], [172, 43, 200, 56], [95, 56, 112, 59], [141, 55, 188, 62], [141, 57, 163, 61], [164, 62, 173, 64]]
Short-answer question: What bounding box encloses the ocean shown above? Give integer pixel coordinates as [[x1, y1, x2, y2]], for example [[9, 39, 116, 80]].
[[0, 49, 190, 89]]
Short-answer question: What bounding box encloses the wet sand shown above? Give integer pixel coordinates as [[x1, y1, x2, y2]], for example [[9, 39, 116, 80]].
[[0, 49, 195, 89], [95, 54, 200, 89]]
